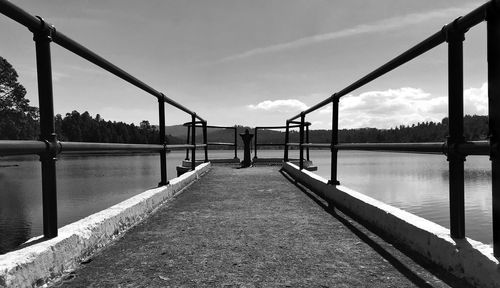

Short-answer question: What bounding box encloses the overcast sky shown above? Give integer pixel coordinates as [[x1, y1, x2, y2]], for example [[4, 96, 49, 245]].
[[0, 0, 489, 129]]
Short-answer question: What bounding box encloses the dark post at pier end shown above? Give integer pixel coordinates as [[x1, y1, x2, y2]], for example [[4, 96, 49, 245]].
[[239, 129, 254, 168]]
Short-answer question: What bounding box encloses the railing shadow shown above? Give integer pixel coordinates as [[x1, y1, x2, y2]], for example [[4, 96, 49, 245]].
[[279, 168, 471, 288]]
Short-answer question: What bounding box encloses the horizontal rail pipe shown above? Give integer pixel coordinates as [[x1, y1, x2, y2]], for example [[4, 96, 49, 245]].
[[0, 140, 48, 155], [0, 0, 208, 243], [337, 141, 490, 156], [288, 1, 491, 122], [335, 142, 446, 153], [166, 144, 195, 150], [183, 123, 235, 129], [256, 143, 285, 146], [59, 142, 163, 153], [293, 141, 490, 155], [302, 143, 331, 148], [256, 124, 309, 130], [207, 142, 235, 146], [0, 0, 204, 121]]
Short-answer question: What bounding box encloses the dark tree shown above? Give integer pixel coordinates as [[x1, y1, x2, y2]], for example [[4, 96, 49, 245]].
[[0, 56, 39, 139]]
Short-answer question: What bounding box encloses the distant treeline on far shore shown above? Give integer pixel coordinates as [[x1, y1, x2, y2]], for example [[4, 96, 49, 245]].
[[0, 55, 490, 146], [0, 108, 489, 145]]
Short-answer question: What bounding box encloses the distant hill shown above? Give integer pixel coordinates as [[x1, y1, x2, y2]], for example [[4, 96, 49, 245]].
[[169, 115, 488, 148], [165, 125, 188, 139]]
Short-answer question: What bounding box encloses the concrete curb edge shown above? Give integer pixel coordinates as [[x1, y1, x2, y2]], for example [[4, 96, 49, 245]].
[[0, 162, 211, 288], [282, 162, 499, 288]]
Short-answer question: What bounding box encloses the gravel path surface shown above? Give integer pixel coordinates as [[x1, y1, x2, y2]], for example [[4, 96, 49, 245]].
[[54, 166, 457, 287]]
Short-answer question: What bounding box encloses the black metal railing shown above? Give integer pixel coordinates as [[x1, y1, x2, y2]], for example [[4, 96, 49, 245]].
[[183, 124, 239, 161], [284, 0, 500, 256], [253, 124, 310, 160], [0, 0, 208, 239]]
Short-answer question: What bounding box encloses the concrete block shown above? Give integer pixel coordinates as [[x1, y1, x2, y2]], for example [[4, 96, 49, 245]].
[[0, 162, 211, 288], [282, 162, 500, 288]]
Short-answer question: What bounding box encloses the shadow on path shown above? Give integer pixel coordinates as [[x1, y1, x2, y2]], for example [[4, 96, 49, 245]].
[[279, 169, 470, 288]]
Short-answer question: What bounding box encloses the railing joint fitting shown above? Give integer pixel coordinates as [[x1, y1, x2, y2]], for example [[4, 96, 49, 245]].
[[443, 17, 466, 43], [444, 137, 467, 161], [489, 134, 499, 160], [39, 137, 59, 161], [56, 141, 62, 155], [32, 16, 55, 42], [158, 93, 166, 103], [331, 93, 339, 103]]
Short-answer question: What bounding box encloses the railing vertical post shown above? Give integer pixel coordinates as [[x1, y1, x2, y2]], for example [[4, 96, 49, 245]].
[[191, 114, 196, 170], [234, 125, 238, 159], [487, 6, 500, 257], [284, 121, 290, 162], [185, 125, 190, 161], [299, 113, 305, 170], [254, 128, 258, 159], [33, 21, 58, 238], [158, 94, 167, 186], [446, 22, 465, 239], [203, 121, 208, 163], [329, 95, 340, 185], [306, 124, 310, 161]]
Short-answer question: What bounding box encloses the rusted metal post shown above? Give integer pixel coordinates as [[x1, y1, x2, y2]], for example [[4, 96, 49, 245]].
[[329, 95, 340, 185], [33, 19, 58, 238], [488, 5, 500, 256], [191, 114, 196, 170], [299, 113, 305, 170], [158, 94, 167, 186], [446, 21, 465, 239], [234, 125, 238, 159], [254, 127, 258, 159], [284, 121, 290, 162], [185, 125, 190, 160], [203, 121, 208, 162], [306, 124, 310, 161]]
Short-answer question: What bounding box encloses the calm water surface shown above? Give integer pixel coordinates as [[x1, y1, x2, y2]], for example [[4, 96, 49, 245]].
[[0, 149, 493, 254]]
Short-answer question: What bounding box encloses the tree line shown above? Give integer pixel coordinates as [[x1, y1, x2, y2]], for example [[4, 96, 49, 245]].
[[0, 55, 490, 145], [0, 56, 182, 144]]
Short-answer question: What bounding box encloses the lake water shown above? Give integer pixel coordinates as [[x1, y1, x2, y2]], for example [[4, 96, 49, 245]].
[[0, 149, 493, 254]]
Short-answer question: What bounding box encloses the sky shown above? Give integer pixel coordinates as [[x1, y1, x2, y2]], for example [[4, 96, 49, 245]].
[[0, 0, 490, 129]]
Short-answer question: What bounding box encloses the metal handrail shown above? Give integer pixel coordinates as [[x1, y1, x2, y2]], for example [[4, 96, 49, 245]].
[[288, 2, 490, 121], [296, 141, 490, 155], [183, 124, 238, 160], [254, 124, 310, 159], [283, 0, 500, 256], [0, 0, 208, 240], [0, 0, 203, 121]]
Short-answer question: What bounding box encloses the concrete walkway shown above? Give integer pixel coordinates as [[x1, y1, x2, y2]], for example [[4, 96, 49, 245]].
[[54, 166, 458, 287]]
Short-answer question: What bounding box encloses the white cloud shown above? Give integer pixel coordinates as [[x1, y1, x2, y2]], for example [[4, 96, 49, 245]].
[[247, 99, 308, 113], [335, 84, 488, 129], [464, 82, 488, 115], [211, 2, 481, 64], [244, 83, 488, 129]]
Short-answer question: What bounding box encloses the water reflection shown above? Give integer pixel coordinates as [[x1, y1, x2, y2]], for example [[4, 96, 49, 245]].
[[0, 152, 187, 254], [310, 151, 493, 245], [0, 150, 494, 254], [0, 155, 41, 254]]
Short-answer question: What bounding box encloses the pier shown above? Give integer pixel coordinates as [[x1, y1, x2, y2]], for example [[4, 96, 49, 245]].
[[3, 0, 500, 287], [52, 166, 453, 287]]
